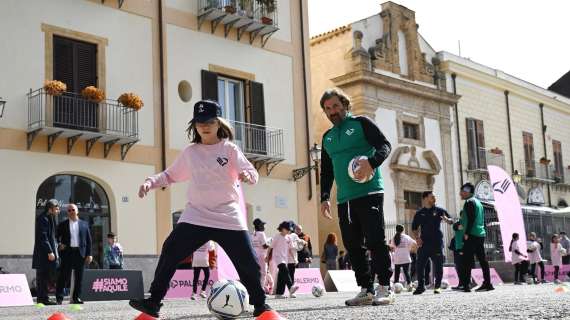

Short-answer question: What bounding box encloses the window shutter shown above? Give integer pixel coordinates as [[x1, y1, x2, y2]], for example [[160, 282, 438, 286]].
[[249, 81, 266, 154], [476, 120, 486, 168], [53, 36, 75, 92], [466, 119, 477, 169], [201, 70, 218, 101], [75, 41, 97, 92]]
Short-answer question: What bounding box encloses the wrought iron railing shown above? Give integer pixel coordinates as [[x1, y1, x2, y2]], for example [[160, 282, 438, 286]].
[[230, 120, 284, 161], [552, 167, 570, 184], [468, 147, 505, 170], [520, 160, 553, 181], [27, 88, 138, 139], [198, 0, 279, 27]]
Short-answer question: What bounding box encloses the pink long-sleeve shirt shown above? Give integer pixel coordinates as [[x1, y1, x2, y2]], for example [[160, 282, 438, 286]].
[[145, 140, 258, 231]]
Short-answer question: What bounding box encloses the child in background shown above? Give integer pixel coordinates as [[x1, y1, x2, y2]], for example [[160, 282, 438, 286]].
[[389, 225, 416, 291], [191, 241, 215, 300], [527, 232, 545, 284], [267, 221, 298, 299], [104, 232, 124, 269], [550, 234, 566, 284], [509, 233, 527, 285], [286, 221, 306, 298], [251, 218, 269, 291]]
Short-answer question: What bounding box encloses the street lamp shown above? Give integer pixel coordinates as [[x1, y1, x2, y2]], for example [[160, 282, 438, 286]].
[[292, 143, 321, 182], [0, 97, 5, 118]]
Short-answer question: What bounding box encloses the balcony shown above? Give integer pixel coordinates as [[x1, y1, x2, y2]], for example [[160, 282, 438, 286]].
[[198, 0, 279, 47], [552, 167, 570, 186], [467, 147, 506, 172], [519, 160, 555, 183], [230, 120, 284, 174], [27, 88, 139, 159]]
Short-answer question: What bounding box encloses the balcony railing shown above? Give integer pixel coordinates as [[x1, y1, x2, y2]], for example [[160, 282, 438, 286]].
[[520, 160, 554, 182], [230, 120, 284, 173], [198, 0, 279, 47], [467, 147, 505, 171], [27, 88, 139, 159], [552, 167, 570, 185]]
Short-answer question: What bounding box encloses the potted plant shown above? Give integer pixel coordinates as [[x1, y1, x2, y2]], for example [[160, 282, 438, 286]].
[[539, 157, 551, 165], [44, 80, 67, 96], [81, 86, 105, 103], [256, 0, 276, 25], [118, 92, 144, 111], [490, 147, 503, 155], [225, 0, 237, 14]]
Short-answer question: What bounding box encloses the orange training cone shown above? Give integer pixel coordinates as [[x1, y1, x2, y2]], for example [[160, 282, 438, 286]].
[[256, 310, 288, 320], [134, 312, 157, 320], [47, 312, 71, 320]]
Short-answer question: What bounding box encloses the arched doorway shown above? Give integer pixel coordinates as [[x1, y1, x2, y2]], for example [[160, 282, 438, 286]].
[[36, 174, 111, 268]]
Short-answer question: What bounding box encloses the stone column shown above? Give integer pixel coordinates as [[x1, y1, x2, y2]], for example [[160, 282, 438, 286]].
[[440, 115, 459, 215]]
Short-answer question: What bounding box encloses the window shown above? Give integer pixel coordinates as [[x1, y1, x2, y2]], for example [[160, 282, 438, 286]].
[[553, 140, 563, 178], [523, 132, 535, 177], [53, 35, 98, 131], [36, 175, 110, 269], [466, 118, 486, 170], [403, 122, 419, 140], [404, 191, 423, 210], [217, 76, 245, 122]]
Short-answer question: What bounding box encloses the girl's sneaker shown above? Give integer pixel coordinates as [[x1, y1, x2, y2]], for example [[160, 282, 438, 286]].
[[554, 279, 562, 284], [275, 294, 287, 299], [190, 293, 196, 300], [200, 292, 208, 298]]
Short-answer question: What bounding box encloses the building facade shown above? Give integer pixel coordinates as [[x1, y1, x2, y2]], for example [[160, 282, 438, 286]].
[[310, 2, 459, 251], [0, 0, 317, 289]]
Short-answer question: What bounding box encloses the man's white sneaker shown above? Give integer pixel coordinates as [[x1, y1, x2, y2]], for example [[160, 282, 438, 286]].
[[372, 286, 395, 306], [344, 288, 374, 306]]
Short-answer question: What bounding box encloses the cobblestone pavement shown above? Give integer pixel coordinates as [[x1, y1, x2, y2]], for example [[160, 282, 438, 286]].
[[1, 283, 569, 320]]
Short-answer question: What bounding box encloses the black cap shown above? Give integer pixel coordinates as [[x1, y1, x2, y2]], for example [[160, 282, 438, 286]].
[[191, 100, 222, 123], [287, 220, 296, 231], [107, 232, 116, 238], [278, 221, 291, 231], [253, 218, 266, 227], [461, 182, 475, 194]]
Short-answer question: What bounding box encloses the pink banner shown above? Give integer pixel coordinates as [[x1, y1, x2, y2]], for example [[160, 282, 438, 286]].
[[537, 265, 570, 281], [488, 165, 527, 262], [165, 269, 219, 299], [442, 267, 460, 287], [0, 274, 33, 307], [471, 268, 503, 285]]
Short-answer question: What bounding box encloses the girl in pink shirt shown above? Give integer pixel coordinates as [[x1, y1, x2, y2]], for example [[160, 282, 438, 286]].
[[551, 234, 565, 284], [129, 100, 284, 320], [389, 224, 416, 290]]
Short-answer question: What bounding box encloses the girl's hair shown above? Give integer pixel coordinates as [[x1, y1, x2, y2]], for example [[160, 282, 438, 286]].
[[186, 117, 234, 143], [394, 224, 404, 247], [325, 233, 337, 246], [509, 233, 519, 252], [552, 234, 559, 243]]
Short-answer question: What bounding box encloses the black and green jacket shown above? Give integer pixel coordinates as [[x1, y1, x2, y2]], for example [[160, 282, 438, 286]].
[[320, 115, 391, 204]]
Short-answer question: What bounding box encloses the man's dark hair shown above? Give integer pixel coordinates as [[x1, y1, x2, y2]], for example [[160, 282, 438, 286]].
[[107, 232, 116, 238], [319, 88, 351, 110], [44, 199, 59, 213], [422, 191, 433, 199]]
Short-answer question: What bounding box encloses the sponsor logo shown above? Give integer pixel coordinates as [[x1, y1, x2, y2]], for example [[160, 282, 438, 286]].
[[222, 295, 234, 308], [170, 279, 214, 289], [91, 278, 129, 293], [294, 277, 321, 284], [493, 179, 511, 194], [0, 285, 23, 294], [345, 128, 355, 136]]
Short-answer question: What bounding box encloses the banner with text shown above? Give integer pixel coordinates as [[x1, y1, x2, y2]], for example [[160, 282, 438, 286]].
[[0, 274, 33, 307], [81, 270, 144, 301], [165, 269, 219, 299]]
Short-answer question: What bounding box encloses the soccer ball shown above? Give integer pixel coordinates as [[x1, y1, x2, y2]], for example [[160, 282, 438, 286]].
[[411, 281, 418, 289], [207, 280, 249, 319], [347, 156, 374, 183], [440, 280, 449, 290], [560, 247, 567, 256], [311, 285, 324, 298], [393, 282, 404, 294]]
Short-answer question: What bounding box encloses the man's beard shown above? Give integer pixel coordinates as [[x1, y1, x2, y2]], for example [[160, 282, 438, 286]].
[[329, 115, 341, 125]]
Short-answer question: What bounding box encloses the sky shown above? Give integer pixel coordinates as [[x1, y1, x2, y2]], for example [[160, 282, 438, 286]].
[[307, 0, 570, 89]]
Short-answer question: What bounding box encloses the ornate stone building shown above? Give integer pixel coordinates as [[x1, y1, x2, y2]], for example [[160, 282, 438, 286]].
[[310, 2, 459, 248]]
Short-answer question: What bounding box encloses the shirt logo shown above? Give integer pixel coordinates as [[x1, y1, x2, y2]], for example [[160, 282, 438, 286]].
[[345, 128, 355, 136], [216, 157, 228, 167], [326, 137, 332, 142]]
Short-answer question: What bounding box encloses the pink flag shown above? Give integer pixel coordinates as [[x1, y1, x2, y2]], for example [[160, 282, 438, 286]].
[[216, 183, 248, 280], [487, 165, 527, 262]]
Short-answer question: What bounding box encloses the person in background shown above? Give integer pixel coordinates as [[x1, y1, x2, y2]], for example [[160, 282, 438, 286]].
[[190, 241, 215, 300], [322, 233, 339, 271], [267, 221, 299, 299], [560, 232, 570, 265], [251, 218, 269, 290], [550, 234, 565, 284], [527, 232, 546, 284], [509, 233, 527, 285], [32, 199, 60, 305], [449, 221, 467, 290], [338, 250, 351, 270], [286, 221, 306, 298], [389, 225, 416, 291], [104, 232, 124, 269], [295, 225, 313, 268]]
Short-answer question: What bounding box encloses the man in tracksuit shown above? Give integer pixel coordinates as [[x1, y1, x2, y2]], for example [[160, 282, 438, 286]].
[[319, 88, 393, 306], [459, 183, 494, 292]]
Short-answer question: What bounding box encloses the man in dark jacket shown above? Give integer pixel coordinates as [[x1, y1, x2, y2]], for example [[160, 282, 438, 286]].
[[55, 204, 93, 304], [32, 199, 60, 305]]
